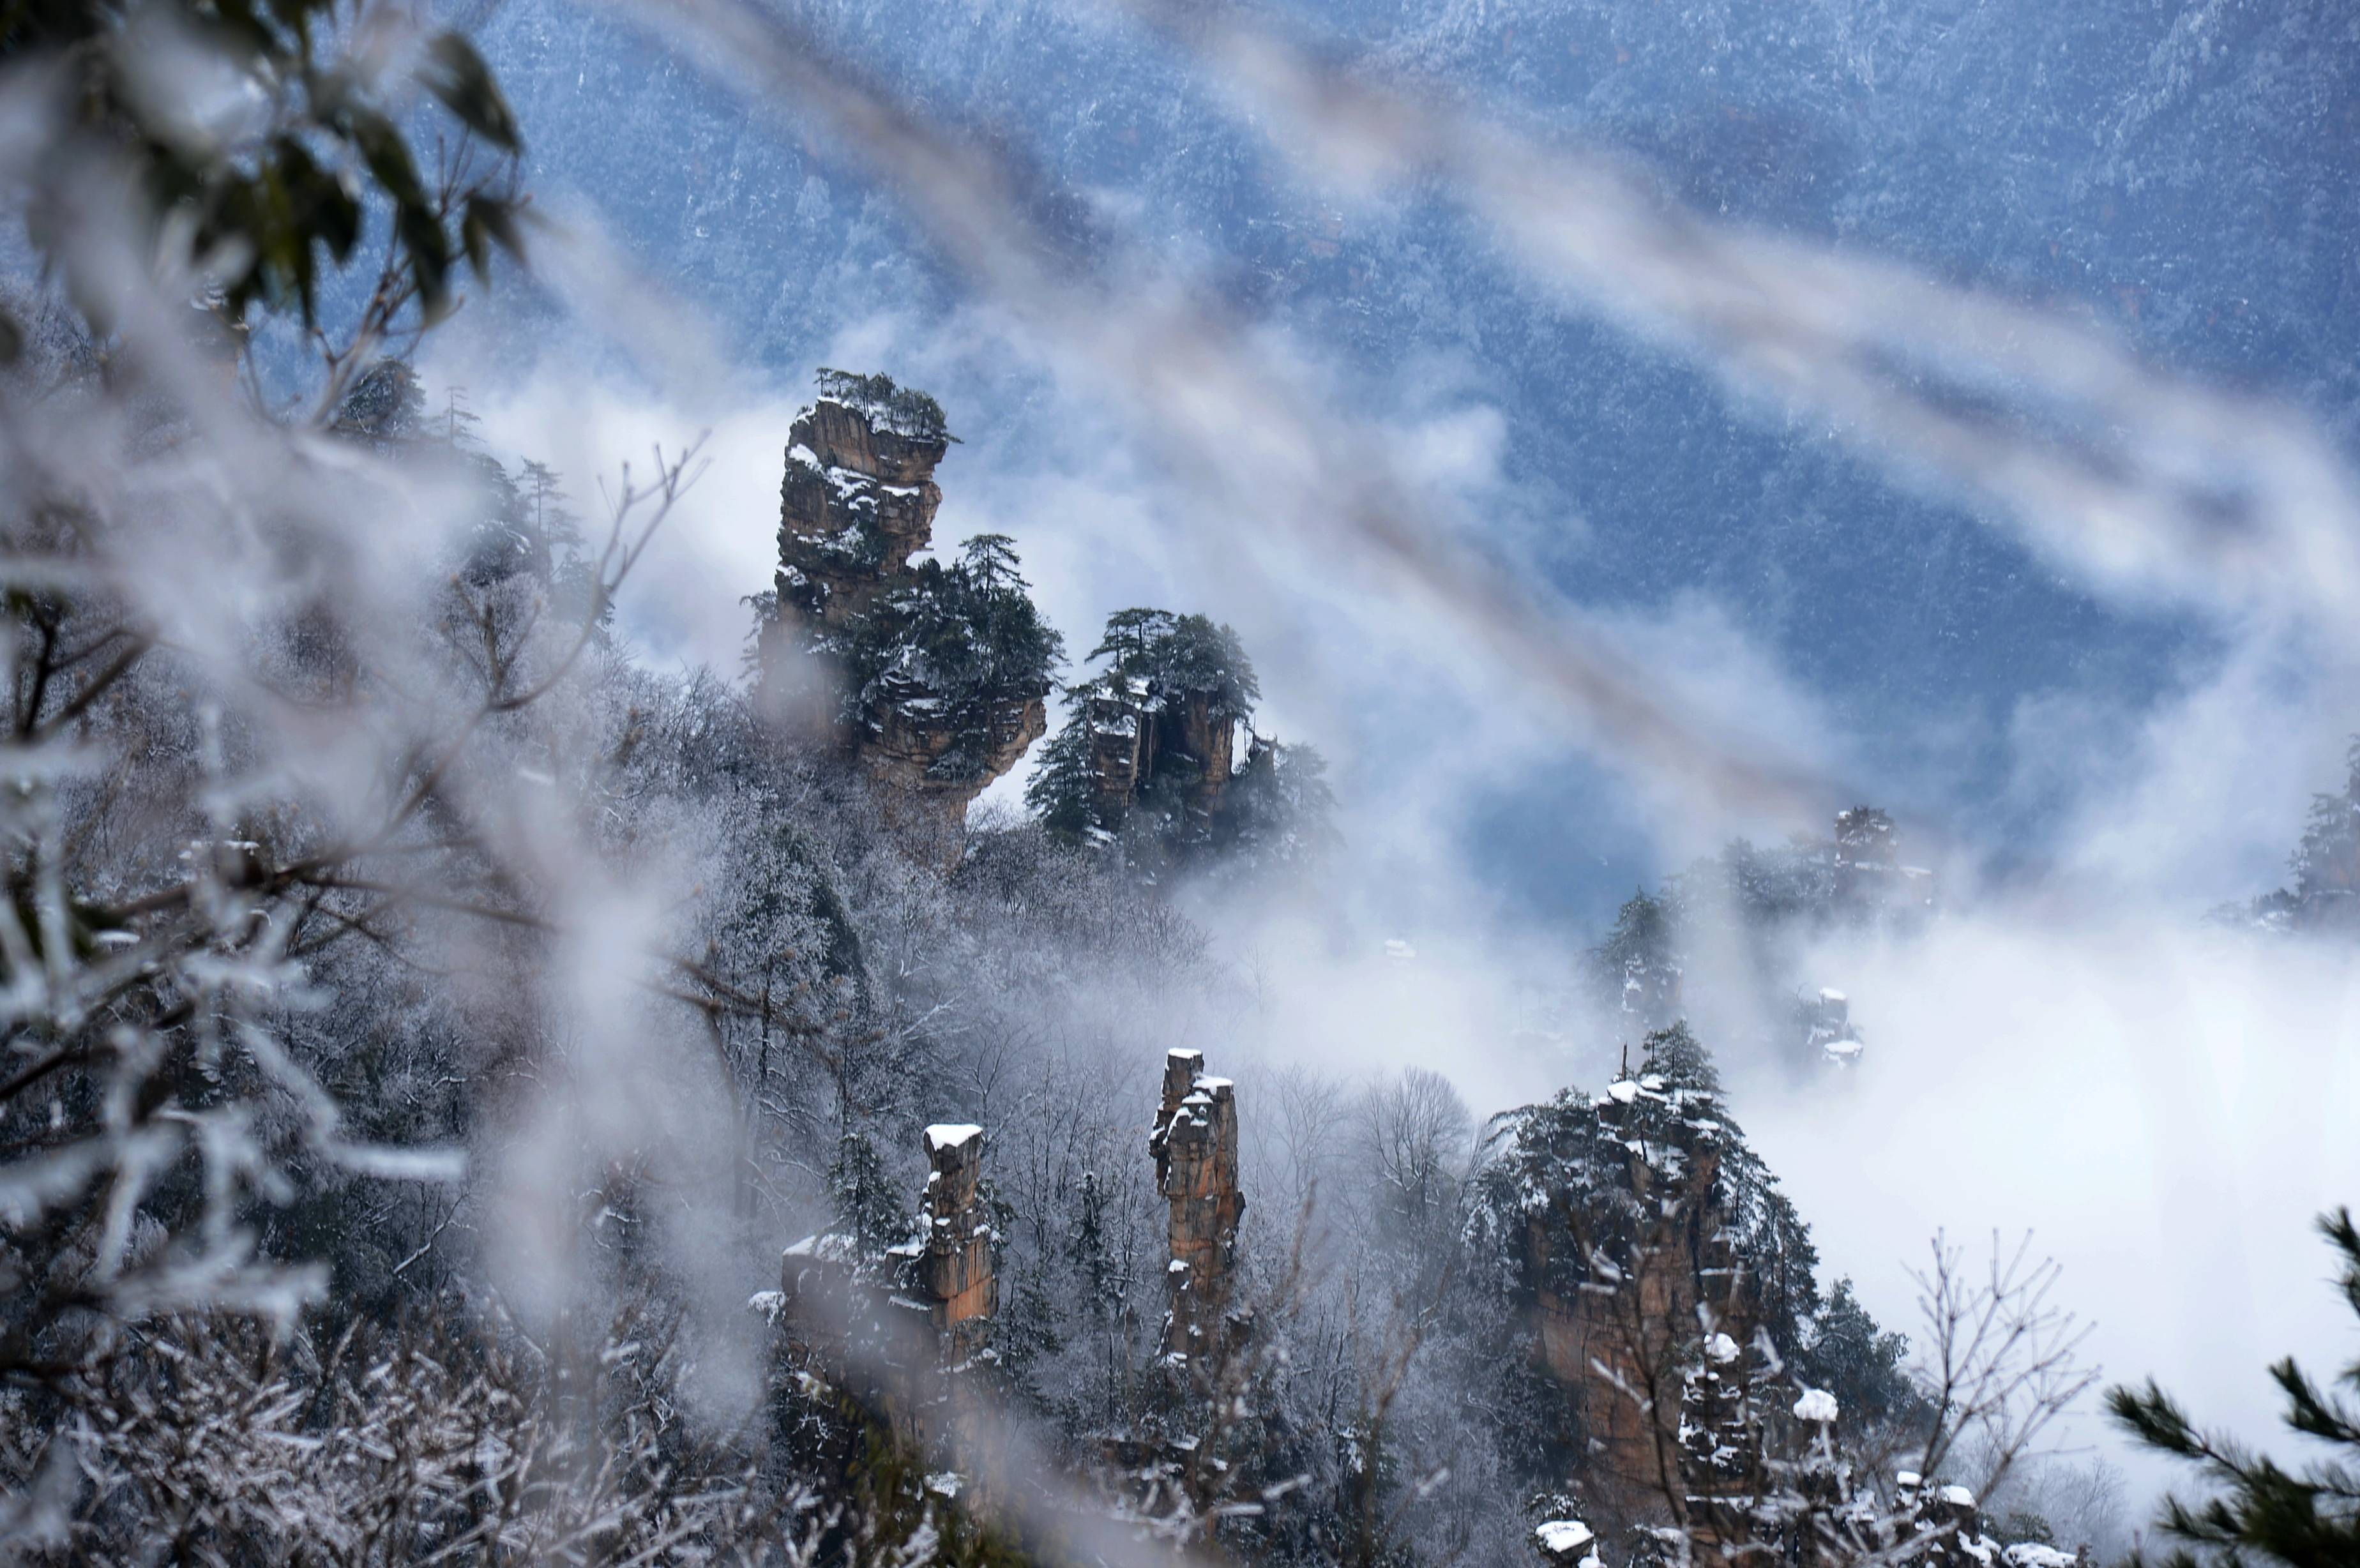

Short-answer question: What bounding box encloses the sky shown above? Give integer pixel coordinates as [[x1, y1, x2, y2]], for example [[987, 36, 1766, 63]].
[[428, 0, 2360, 1512]]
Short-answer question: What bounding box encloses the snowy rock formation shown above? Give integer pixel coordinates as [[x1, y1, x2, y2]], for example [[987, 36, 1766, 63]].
[[919, 1122, 995, 1359], [757, 372, 1057, 822], [1471, 1025, 1835, 1558], [775, 373, 952, 627], [1151, 1048, 1246, 1366]]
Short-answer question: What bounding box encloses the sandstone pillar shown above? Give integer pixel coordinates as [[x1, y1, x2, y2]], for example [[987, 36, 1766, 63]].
[[919, 1123, 994, 1361], [1150, 1049, 1244, 1362]]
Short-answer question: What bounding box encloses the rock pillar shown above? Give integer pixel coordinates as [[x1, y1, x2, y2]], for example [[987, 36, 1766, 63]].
[[919, 1123, 994, 1361], [1150, 1049, 1244, 1362]]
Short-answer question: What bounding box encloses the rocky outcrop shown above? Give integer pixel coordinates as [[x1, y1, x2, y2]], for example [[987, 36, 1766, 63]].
[[775, 393, 948, 631], [1085, 684, 1236, 820], [1802, 986, 1864, 1065], [1083, 662, 1243, 823], [759, 372, 1055, 825], [862, 686, 1047, 813], [1474, 1027, 1828, 1562], [1833, 806, 1935, 917], [918, 1123, 995, 1360], [1030, 610, 1267, 863], [1150, 1048, 1245, 1365], [1525, 1069, 1764, 1502]]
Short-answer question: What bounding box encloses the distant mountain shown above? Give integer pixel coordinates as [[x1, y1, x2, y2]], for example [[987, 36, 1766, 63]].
[[462, 0, 2360, 916]]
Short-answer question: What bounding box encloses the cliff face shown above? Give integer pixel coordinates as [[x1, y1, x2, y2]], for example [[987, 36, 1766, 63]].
[[860, 680, 1047, 811], [776, 396, 948, 629], [1085, 679, 1236, 820], [760, 375, 1056, 824], [1085, 671, 1242, 821]]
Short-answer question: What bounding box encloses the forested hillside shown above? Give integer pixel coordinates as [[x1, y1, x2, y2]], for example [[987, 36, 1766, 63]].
[[0, 322, 2115, 1564]]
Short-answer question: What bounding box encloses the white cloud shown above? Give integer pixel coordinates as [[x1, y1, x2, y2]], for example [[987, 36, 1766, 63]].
[[435, 288, 2360, 1506], [1739, 905, 2360, 1495]]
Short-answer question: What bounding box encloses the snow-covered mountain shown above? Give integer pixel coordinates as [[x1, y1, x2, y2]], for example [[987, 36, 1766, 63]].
[[457, 0, 2360, 919]]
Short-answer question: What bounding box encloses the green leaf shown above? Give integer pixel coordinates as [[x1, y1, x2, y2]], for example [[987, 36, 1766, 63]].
[[459, 193, 525, 282], [420, 33, 520, 153], [270, 136, 360, 266], [400, 202, 453, 322], [345, 110, 425, 211]]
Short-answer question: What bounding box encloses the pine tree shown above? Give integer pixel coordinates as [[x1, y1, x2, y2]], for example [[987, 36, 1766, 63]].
[[1067, 1168, 1121, 1323], [1086, 609, 1259, 719], [828, 533, 1064, 784], [1797, 1277, 1920, 1433], [958, 532, 1025, 592], [1213, 737, 1339, 875], [828, 1130, 911, 1267], [2288, 741, 2360, 926], [1591, 890, 1682, 1030], [2108, 1207, 2360, 1566], [332, 360, 427, 445], [518, 458, 584, 559]]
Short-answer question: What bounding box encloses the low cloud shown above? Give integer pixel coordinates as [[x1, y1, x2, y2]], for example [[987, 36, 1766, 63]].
[[441, 291, 2360, 1505]]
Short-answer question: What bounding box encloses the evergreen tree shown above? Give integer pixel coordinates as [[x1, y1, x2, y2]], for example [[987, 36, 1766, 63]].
[[1024, 718, 1103, 840], [958, 532, 1025, 592], [2230, 739, 2360, 932], [1025, 606, 1329, 880], [813, 367, 953, 442], [1067, 1168, 1122, 1323], [828, 1131, 911, 1266], [828, 534, 1064, 784], [1087, 608, 1260, 719], [1797, 1277, 1921, 1433], [518, 458, 584, 562], [1591, 889, 1683, 1030], [2288, 741, 2360, 926], [2109, 1207, 2360, 1567], [332, 360, 428, 444], [1214, 737, 1340, 873]]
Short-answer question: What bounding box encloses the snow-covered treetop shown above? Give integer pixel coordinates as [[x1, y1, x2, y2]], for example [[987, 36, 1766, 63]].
[[1466, 1024, 1832, 1366], [1794, 1387, 1840, 1422], [1084, 607, 1260, 720], [812, 367, 955, 443]]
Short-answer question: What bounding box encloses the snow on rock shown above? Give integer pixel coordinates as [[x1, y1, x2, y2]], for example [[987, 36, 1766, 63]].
[[1793, 1387, 1840, 1422], [923, 1123, 983, 1153], [1942, 1484, 1978, 1509], [782, 1232, 859, 1265], [1705, 1331, 1741, 1364], [2002, 1546, 2078, 1568], [1534, 1519, 1595, 1555]]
